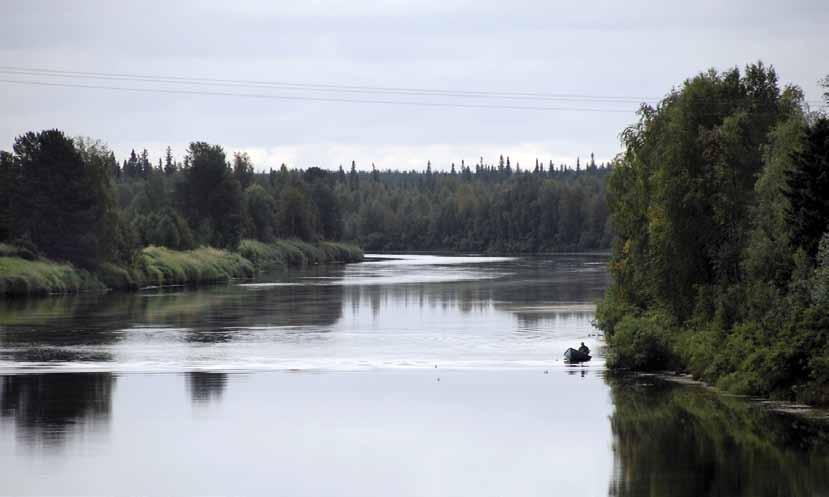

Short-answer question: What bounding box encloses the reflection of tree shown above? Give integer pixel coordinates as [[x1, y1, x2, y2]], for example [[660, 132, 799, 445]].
[[607, 375, 829, 497], [0, 373, 115, 446], [337, 255, 609, 322], [0, 294, 132, 346], [182, 282, 345, 343], [0, 275, 347, 350], [187, 372, 227, 404]]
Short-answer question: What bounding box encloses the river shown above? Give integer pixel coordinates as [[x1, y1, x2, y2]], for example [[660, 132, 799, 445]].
[[0, 254, 827, 496]]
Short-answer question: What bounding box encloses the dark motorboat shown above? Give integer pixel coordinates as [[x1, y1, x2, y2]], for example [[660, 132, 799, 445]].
[[564, 348, 591, 363]]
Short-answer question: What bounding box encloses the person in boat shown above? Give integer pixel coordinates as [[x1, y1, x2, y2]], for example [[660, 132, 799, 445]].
[[578, 342, 590, 356]]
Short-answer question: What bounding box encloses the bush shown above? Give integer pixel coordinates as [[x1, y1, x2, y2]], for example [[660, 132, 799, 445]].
[[97, 262, 137, 291], [595, 286, 639, 336], [606, 311, 679, 371], [238, 239, 363, 271], [0, 256, 102, 296], [318, 241, 364, 263]]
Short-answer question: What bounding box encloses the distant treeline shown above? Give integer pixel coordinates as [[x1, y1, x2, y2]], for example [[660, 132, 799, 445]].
[[336, 157, 612, 252], [598, 63, 829, 405], [113, 149, 614, 253]]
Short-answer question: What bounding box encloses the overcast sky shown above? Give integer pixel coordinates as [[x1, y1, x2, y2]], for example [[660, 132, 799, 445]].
[[2, 0, 827, 171]]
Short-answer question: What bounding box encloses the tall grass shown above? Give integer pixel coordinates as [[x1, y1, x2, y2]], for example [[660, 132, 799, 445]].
[[133, 246, 255, 287], [1, 240, 363, 297], [0, 256, 102, 296], [239, 239, 363, 270]]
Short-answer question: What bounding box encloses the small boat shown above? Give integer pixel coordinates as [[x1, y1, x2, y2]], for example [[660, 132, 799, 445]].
[[564, 348, 591, 363]]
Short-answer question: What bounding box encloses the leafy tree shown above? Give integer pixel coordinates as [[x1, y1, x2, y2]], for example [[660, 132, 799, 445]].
[[278, 185, 316, 240], [12, 131, 123, 267], [233, 151, 255, 189], [597, 63, 829, 405], [177, 142, 242, 249], [242, 184, 276, 242]]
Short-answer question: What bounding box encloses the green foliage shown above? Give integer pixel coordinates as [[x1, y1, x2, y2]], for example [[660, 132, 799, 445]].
[[176, 142, 243, 249], [242, 184, 277, 242], [277, 186, 318, 241], [0, 243, 37, 261], [606, 311, 679, 371], [133, 246, 254, 287], [784, 117, 829, 258], [337, 164, 612, 252], [232, 152, 255, 189], [813, 233, 829, 305], [0, 256, 102, 296], [317, 241, 364, 263], [238, 239, 363, 270], [599, 62, 829, 404], [0, 239, 362, 297], [97, 262, 137, 291], [0, 151, 14, 242], [133, 208, 195, 251], [10, 131, 124, 268]]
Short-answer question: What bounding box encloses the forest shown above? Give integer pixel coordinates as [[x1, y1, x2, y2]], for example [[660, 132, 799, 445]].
[[597, 64, 829, 405], [0, 129, 611, 295]]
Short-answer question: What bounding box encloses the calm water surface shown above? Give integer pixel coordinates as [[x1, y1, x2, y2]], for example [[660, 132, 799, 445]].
[[0, 254, 827, 496]]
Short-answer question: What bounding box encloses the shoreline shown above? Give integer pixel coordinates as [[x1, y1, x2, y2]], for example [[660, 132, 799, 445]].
[[632, 371, 829, 421], [0, 239, 364, 298]]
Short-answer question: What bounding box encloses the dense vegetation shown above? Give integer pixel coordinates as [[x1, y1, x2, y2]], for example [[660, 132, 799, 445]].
[[100, 140, 614, 256], [336, 158, 612, 252], [0, 127, 609, 295], [0, 132, 364, 296], [597, 64, 829, 404]]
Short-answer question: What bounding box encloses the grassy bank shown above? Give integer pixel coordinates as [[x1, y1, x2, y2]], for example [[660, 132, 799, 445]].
[[131, 246, 256, 288], [238, 239, 364, 269], [0, 240, 363, 297], [0, 256, 103, 297]]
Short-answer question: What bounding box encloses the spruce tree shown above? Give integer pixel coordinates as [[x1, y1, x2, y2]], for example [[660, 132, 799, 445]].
[[785, 117, 829, 258]]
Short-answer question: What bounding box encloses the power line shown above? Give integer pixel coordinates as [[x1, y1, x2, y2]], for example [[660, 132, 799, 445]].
[[0, 65, 657, 104], [2, 66, 824, 107], [1, 66, 823, 112], [0, 78, 639, 113]]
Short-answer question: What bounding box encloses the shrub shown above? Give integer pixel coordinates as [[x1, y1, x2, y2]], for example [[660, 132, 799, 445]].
[[238, 239, 364, 271], [0, 256, 102, 296], [97, 262, 137, 291], [133, 246, 254, 287], [606, 311, 679, 371]]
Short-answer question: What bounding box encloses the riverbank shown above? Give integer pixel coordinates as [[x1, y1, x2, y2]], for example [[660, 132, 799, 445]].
[[631, 371, 829, 421], [0, 240, 363, 297], [597, 303, 829, 407]]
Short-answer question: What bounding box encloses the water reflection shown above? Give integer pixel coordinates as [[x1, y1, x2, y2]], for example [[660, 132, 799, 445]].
[[0, 254, 608, 371], [607, 374, 829, 496], [0, 373, 115, 447], [187, 372, 228, 404], [565, 366, 589, 377]]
